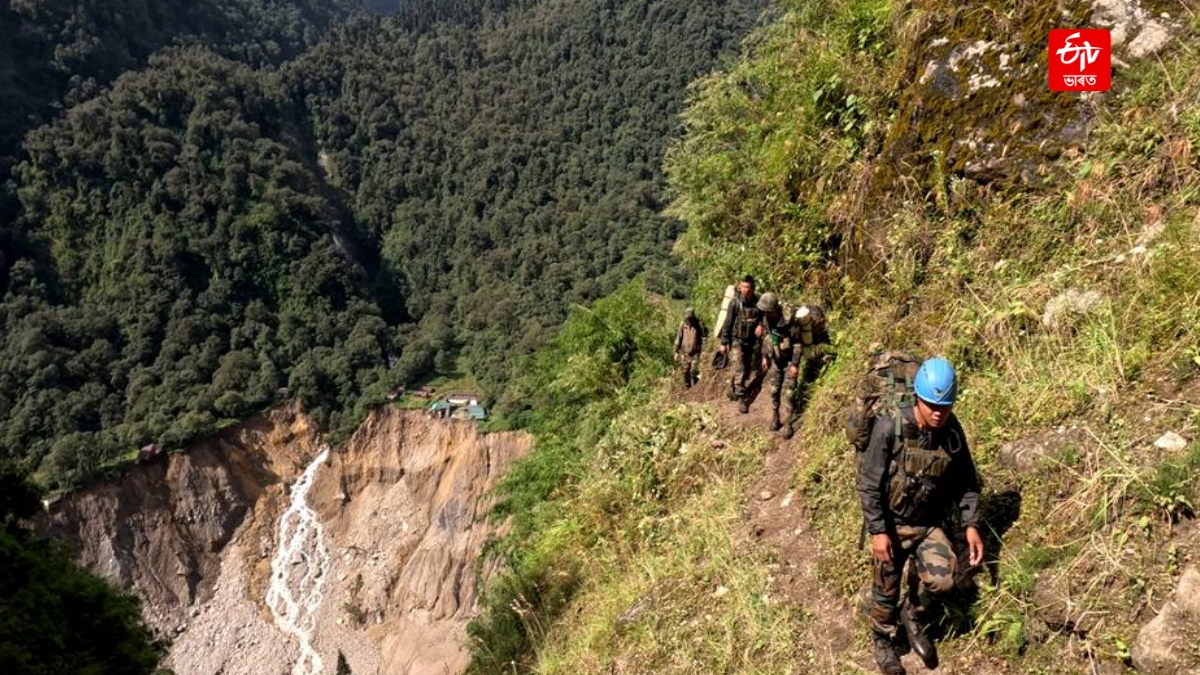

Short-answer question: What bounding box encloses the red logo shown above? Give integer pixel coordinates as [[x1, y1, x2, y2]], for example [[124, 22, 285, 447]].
[[1049, 29, 1111, 91]]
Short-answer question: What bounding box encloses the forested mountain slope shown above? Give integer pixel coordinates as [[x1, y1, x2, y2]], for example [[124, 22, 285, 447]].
[[0, 0, 360, 169], [0, 465, 162, 674], [0, 0, 769, 489], [289, 0, 770, 401]]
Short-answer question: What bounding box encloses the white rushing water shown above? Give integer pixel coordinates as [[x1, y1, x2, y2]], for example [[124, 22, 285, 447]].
[[266, 446, 331, 675]]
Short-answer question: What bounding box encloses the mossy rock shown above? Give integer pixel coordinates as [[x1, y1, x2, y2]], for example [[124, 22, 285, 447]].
[[880, 0, 1094, 189]]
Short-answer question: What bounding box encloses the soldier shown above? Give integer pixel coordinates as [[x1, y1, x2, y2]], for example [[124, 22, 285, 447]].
[[757, 293, 794, 432], [780, 304, 834, 440], [717, 275, 761, 414], [674, 308, 707, 388], [858, 358, 984, 675]]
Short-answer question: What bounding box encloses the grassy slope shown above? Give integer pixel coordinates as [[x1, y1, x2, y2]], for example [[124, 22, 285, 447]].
[[471, 1, 1200, 673]]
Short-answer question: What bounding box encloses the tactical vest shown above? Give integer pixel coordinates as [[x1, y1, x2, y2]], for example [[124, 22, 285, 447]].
[[885, 410, 961, 524], [678, 321, 704, 354], [733, 302, 761, 343]]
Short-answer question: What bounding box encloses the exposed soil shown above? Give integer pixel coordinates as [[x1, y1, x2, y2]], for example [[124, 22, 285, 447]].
[[44, 405, 531, 675]]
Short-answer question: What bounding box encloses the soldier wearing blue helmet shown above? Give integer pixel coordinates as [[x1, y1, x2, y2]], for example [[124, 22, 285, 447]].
[[858, 357, 984, 675]]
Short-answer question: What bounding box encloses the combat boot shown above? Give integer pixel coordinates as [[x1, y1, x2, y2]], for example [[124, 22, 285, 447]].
[[738, 399, 750, 414], [872, 633, 906, 675], [781, 422, 795, 440], [770, 408, 782, 431], [901, 601, 938, 669]]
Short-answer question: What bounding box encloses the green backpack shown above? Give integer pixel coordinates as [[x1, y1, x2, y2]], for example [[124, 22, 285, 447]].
[[843, 348, 921, 452]]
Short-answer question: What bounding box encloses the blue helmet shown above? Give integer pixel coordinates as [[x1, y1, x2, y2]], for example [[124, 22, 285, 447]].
[[914, 357, 957, 405]]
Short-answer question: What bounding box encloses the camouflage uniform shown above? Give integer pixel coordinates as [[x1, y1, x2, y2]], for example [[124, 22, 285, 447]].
[[675, 315, 707, 388], [760, 312, 797, 427], [781, 307, 833, 436], [719, 292, 761, 403], [870, 525, 957, 635], [857, 406, 980, 638]]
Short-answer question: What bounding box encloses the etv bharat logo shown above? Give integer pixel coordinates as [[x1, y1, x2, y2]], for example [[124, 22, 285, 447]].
[[1049, 29, 1111, 91]]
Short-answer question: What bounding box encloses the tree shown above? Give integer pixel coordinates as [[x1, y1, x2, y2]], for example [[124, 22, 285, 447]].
[[0, 465, 163, 675]]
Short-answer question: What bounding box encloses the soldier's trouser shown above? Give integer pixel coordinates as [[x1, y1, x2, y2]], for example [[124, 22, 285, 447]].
[[764, 352, 797, 417], [681, 354, 699, 386], [793, 351, 825, 411], [728, 341, 757, 400], [869, 525, 957, 637]]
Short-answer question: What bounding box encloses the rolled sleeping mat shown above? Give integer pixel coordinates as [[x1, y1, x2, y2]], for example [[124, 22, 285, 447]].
[[714, 284, 736, 338], [794, 305, 814, 346]]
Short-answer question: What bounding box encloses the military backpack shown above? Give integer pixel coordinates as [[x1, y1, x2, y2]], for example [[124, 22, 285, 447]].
[[843, 348, 921, 452]]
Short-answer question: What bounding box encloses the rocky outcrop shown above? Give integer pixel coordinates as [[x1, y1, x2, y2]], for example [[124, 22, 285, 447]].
[[882, 0, 1179, 188], [1042, 289, 1105, 332], [1132, 567, 1200, 674], [1089, 0, 1175, 61], [43, 404, 530, 675]]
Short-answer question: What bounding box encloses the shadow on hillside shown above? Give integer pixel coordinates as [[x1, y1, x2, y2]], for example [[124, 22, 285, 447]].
[[929, 487, 1023, 640]]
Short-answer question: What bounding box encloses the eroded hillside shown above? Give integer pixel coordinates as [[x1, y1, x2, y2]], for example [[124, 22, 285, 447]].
[[45, 405, 529, 675]]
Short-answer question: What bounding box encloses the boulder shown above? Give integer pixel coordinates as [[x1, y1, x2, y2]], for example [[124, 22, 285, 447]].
[[997, 428, 1086, 471], [1042, 289, 1105, 331], [1131, 567, 1200, 674], [1153, 432, 1188, 453], [1032, 572, 1101, 636]]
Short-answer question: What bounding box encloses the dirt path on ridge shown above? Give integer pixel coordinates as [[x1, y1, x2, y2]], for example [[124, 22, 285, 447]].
[[681, 361, 862, 671]]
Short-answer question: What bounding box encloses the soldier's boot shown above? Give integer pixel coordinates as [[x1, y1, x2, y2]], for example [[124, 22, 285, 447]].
[[872, 633, 906, 675], [901, 600, 938, 669], [738, 399, 750, 414], [781, 421, 795, 440], [770, 408, 782, 431]]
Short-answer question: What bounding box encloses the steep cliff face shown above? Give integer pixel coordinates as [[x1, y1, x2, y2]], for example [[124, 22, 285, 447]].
[[306, 410, 528, 674], [44, 405, 530, 675], [44, 404, 321, 634]]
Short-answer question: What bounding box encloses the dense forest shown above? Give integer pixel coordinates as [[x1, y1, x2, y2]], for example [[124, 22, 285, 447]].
[[290, 0, 769, 402], [0, 0, 769, 488], [0, 0, 360, 169]]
